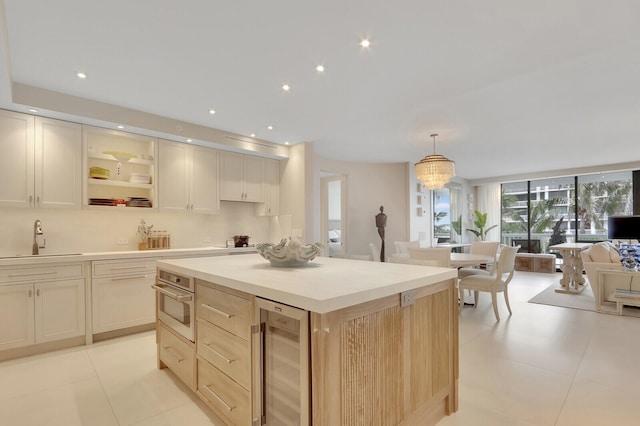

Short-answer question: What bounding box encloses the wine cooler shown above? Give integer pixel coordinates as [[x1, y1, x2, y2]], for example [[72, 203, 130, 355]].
[[254, 298, 310, 425]]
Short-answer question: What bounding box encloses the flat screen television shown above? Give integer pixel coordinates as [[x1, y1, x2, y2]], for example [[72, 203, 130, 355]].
[[608, 216, 640, 240], [512, 239, 541, 253]]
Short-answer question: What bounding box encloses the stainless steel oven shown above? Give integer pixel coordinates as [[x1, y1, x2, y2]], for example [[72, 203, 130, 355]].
[[152, 269, 195, 342]]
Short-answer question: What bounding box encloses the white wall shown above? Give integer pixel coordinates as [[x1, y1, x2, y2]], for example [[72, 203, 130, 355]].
[[279, 142, 313, 241], [315, 156, 409, 259], [0, 202, 275, 256]]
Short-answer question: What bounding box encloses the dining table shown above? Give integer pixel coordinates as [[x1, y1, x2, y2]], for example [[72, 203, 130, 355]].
[[388, 252, 494, 269]]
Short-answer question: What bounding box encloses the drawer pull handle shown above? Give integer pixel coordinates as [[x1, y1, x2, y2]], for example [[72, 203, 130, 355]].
[[203, 384, 235, 411], [163, 346, 184, 363], [111, 265, 148, 270], [9, 271, 57, 278], [203, 343, 234, 364], [112, 275, 148, 281], [201, 303, 234, 318]]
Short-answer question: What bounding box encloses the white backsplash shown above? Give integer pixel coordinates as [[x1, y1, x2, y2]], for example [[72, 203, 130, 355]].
[[0, 202, 286, 256]]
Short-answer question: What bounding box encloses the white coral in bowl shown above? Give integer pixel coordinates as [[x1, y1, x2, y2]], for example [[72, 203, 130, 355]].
[[256, 237, 322, 267]]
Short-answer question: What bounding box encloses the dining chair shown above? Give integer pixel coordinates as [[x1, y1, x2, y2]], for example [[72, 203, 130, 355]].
[[457, 241, 500, 279], [369, 242, 378, 261], [408, 247, 451, 267], [394, 240, 420, 255], [458, 245, 520, 321]]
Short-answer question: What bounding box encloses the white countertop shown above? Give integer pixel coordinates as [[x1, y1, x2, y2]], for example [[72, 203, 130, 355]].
[[0, 246, 256, 266], [157, 254, 458, 314]]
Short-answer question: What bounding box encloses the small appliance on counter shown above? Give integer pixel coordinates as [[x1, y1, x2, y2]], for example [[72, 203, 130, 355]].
[[233, 235, 250, 247]]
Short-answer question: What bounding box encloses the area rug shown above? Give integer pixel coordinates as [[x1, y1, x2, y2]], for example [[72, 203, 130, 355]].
[[529, 284, 640, 317], [528, 284, 596, 312]]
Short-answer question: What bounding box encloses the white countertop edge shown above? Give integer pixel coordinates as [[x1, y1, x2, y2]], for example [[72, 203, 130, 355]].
[[157, 256, 458, 314], [0, 246, 256, 266]]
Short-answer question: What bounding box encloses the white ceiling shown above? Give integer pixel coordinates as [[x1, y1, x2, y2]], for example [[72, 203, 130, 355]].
[[1, 0, 640, 181]]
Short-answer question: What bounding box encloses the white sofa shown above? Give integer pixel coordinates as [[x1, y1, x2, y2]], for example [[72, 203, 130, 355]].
[[580, 242, 622, 310]]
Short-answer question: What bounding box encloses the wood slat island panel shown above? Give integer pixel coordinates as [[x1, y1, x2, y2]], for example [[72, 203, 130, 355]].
[[311, 280, 458, 425]]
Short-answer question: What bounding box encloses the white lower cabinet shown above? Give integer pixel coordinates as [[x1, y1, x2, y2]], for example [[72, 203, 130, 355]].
[[0, 279, 85, 351], [92, 275, 156, 333], [91, 258, 158, 334]]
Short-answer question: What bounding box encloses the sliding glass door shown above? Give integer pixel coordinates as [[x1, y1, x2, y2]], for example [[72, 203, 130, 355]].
[[502, 171, 633, 252]]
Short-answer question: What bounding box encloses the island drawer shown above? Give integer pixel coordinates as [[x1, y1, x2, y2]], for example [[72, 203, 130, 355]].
[[197, 356, 251, 426], [197, 319, 250, 390], [158, 322, 196, 390], [196, 282, 252, 340], [92, 258, 158, 277], [0, 263, 84, 284]]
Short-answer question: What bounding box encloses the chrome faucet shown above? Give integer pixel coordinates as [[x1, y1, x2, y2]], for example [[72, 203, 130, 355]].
[[32, 219, 45, 255]]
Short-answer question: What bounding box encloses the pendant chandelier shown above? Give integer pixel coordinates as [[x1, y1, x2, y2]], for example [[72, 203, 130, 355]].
[[414, 133, 455, 190]]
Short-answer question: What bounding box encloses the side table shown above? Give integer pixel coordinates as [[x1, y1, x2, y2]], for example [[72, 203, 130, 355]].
[[549, 243, 592, 294]]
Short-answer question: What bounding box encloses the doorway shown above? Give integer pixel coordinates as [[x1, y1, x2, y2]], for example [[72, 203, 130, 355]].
[[320, 174, 347, 258]]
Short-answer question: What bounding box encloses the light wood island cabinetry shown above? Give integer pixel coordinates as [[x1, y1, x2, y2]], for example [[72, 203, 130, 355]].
[[156, 255, 458, 425]]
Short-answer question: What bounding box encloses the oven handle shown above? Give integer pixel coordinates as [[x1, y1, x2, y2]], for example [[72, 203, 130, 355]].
[[151, 284, 193, 302]]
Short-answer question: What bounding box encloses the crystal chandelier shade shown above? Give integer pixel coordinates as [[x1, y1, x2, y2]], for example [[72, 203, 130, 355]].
[[414, 134, 455, 190]]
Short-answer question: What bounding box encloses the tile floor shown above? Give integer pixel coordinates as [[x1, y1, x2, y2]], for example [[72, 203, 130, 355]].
[[1, 271, 639, 425]]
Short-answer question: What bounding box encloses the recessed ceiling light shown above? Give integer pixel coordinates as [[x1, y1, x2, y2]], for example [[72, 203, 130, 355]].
[[267, 125, 273, 130], [208, 109, 216, 115], [186, 138, 192, 142], [76, 72, 87, 79], [28, 108, 38, 113], [284, 141, 290, 145], [360, 38, 371, 48], [117, 125, 124, 129], [250, 133, 256, 138], [316, 65, 325, 73], [282, 84, 290, 92]]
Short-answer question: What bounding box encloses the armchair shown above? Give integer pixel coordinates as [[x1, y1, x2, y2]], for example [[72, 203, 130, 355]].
[[408, 247, 451, 267], [580, 242, 622, 310]]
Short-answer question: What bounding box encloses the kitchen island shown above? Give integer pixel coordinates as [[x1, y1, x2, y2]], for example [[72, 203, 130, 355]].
[[156, 254, 459, 425]]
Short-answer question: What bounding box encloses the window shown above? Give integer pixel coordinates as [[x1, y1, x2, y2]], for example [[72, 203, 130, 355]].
[[501, 171, 633, 252]]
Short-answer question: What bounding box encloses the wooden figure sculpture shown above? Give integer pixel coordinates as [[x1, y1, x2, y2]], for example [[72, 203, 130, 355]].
[[375, 206, 387, 262]]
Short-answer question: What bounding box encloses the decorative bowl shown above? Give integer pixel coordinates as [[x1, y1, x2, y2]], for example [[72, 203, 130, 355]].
[[256, 238, 322, 267]]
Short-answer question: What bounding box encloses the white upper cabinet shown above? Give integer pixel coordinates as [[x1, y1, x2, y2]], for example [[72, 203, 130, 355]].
[[158, 140, 219, 214], [0, 111, 81, 209], [219, 151, 264, 202], [83, 126, 157, 210], [256, 158, 280, 216], [36, 117, 82, 209]]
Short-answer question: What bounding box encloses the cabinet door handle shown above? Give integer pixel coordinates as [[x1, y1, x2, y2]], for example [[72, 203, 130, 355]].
[[186, 204, 190, 211], [36, 289, 40, 296], [203, 384, 235, 411], [29, 195, 33, 206], [201, 303, 234, 318], [203, 342, 234, 363], [28, 289, 32, 297], [163, 346, 184, 363], [36, 195, 40, 205]]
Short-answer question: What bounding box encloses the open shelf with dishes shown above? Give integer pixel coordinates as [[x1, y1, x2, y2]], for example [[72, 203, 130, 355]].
[[83, 126, 157, 209]]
